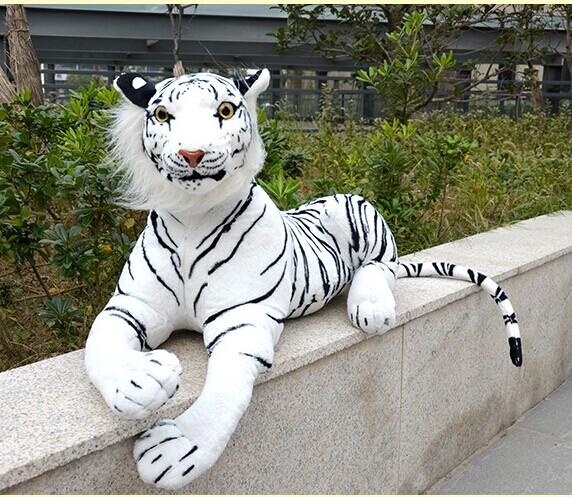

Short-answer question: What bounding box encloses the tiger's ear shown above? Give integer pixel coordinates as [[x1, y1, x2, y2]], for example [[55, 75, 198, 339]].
[[234, 69, 270, 101], [114, 73, 156, 108]]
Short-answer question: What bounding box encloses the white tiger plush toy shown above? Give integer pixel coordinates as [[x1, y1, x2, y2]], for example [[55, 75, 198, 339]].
[[85, 68, 522, 489]]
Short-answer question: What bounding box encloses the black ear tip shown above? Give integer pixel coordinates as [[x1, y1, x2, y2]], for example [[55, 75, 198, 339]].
[[114, 72, 142, 91], [233, 69, 264, 96], [114, 73, 156, 108]]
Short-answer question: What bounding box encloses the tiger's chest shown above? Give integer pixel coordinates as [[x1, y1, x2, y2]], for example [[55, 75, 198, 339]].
[[147, 187, 292, 328]]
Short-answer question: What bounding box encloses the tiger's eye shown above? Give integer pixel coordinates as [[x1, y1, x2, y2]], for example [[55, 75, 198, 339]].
[[154, 106, 170, 122], [217, 102, 236, 119]]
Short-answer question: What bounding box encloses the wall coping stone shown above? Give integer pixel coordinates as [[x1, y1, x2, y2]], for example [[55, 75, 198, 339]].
[[1, 211, 571, 491]]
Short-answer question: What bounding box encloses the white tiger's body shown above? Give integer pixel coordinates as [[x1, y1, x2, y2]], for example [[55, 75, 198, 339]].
[[85, 69, 521, 489]]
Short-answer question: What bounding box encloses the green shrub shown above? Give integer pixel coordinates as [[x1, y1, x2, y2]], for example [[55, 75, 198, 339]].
[[0, 83, 144, 370], [257, 108, 310, 209], [355, 10, 456, 123], [276, 104, 572, 253], [1, 84, 571, 372], [38, 296, 85, 344]]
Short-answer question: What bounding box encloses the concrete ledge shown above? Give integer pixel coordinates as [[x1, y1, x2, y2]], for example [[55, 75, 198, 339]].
[[2, 211, 572, 494]]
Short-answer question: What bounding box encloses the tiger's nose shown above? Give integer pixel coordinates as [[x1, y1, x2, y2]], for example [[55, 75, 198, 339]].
[[179, 149, 205, 168]]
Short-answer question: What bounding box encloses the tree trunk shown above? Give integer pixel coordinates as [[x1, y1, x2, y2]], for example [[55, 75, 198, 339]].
[[173, 60, 185, 77], [6, 4, 43, 105], [527, 62, 545, 115], [0, 67, 15, 103], [167, 5, 184, 76], [562, 15, 572, 132]]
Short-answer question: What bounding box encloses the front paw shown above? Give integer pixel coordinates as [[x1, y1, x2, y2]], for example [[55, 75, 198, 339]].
[[349, 300, 396, 335], [110, 350, 182, 419], [134, 420, 214, 489]]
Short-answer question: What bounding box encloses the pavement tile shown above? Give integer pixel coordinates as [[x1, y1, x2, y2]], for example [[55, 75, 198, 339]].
[[428, 379, 572, 495]]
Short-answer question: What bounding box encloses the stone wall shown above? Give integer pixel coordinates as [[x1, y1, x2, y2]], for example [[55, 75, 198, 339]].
[[2, 211, 571, 494]]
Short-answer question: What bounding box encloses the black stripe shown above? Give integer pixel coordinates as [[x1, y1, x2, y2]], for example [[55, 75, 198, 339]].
[[151, 211, 179, 248], [189, 184, 256, 278], [169, 213, 184, 225], [196, 183, 256, 250], [124, 395, 144, 407], [401, 263, 412, 277], [150, 211, 183, 283], [154, 465, 172, 484], [141, 231, 181, 306], [261, 219, 288, 275], [104, 306, 150, 350], [105, 306, 146, 332], [145, 372, 163, 388], [179, 445, 198, 462], [127, 257, 134, 280], [266, 313, 285, 324], [241, 352, 272, 369], [345, 196, 361, 253], [203, 260, 288, 327], [446, 263, 455, 276], [206, 323, 252, 354], [288, 231, 312, 314], [385, 262, 397, 278], [208, 205, 267, 275], [193, 282, 208, 315], [137, 436, 182, 461], [493, 287, 508, 303], [288, 217, 333, 298], [297, 294, 319, 317], [432, 262, 444, 276], [372, 216, 394, 264], [503, 312, 518, 325]]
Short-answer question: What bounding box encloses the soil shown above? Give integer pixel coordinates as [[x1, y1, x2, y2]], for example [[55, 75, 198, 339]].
[[0, 258, 88, 372]]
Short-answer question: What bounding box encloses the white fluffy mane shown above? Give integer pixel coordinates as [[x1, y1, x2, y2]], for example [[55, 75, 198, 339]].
[[108, 98, 266, 215]]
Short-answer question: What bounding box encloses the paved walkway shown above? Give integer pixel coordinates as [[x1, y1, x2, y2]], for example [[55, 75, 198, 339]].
[[428, 377, 572, 494]]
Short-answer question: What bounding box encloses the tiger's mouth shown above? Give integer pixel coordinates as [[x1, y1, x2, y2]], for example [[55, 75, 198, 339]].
[[179, 169, 227, 182], [168, 149, 229, 183]]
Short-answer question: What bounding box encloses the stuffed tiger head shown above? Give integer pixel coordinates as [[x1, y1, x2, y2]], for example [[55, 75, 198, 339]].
[[110, 69, 270, 213]]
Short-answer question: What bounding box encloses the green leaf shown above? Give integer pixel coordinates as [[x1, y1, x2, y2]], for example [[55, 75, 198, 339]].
[[20, 205, 32, 220]]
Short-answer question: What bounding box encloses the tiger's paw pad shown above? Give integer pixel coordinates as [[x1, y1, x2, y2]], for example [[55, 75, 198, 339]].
[[134, 420, 210, 489], [349, 301, 396, 335], [110, 350, 182, 419]]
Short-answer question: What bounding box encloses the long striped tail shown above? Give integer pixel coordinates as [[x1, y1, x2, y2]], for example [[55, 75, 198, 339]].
[[397, 261, 522, 367]]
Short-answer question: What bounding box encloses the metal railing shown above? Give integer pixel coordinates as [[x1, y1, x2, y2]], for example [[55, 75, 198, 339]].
[[41, 65, 572, 120]]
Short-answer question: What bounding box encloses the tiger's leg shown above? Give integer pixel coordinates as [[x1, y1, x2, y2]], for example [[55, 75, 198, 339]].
[[347, 260, 399, 335], [85, 295, 182, 419], [133, 305, 281, 489]]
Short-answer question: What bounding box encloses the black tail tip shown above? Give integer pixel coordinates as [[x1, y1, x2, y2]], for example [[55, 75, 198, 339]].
[[509, 337, 522, 367]]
